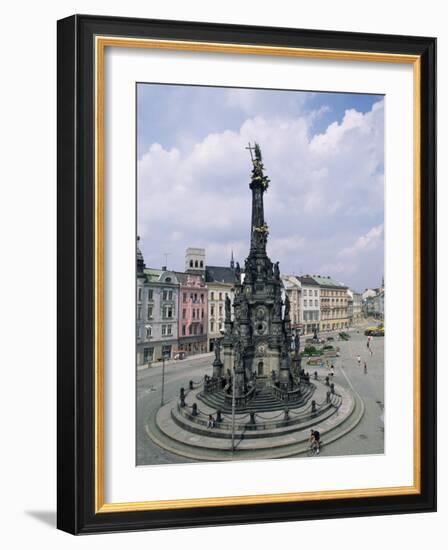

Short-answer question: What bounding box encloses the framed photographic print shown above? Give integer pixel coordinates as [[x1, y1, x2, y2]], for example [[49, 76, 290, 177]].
[[57, 14, 436, 534]]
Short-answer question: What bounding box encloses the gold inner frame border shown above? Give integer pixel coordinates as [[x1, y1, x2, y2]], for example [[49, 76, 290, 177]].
[[94, 35, 421, 514]]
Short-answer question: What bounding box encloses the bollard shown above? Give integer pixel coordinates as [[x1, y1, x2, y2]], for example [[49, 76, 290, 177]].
[[192, 402, 198, 416], [325, 376, 330, 386], [180, 395, 186, 408], [326, 390, 331, 403], [249, 411, 256, 424], [180, 387, 185, 398], [284, 408, 290, 421], [330, 383, 335, 394], [216, 410, 222, 423], [311, 400, 317, 413], [189, 380, 194, 390], [314, 371, 318, 380]]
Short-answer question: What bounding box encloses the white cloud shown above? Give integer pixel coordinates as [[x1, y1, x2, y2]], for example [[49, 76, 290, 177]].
[[138, 100, 384, 289]]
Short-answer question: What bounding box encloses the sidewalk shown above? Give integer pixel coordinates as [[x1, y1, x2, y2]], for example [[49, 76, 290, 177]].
[[137, 351, 213, 371]]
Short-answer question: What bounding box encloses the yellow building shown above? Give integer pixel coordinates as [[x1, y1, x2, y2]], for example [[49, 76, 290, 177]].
[[313, 275, 349, 331]]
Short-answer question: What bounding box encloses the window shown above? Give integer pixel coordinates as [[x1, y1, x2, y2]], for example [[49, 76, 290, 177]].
[[200, 324, 203, 334], [303, 289, 307, 296], [161, 325, 166, 336], [138, 288, 142, 301], [168, 290, 173, 300], [167, 324, 172, 335], [137, 306, 142, 320], [189, 325, 192, 335], [210, 321, 214, 332], [211, 306, 215, 316], [182, 308, 186, 319], [219, 292, 222, 301], [200, 260, 203, 268], [190, 260, 193, 267], [201, 309, 204, 319], [183, 292, 186, 302], [200, 293, 204, 302], [192, 309, 196, 319], [219, 305, 223, 316], [182, 325, 186, 336], [193, 325, 197, 335], [148, 289, 153, 300], [195, 260, 198, 268], [165, 306, 173, 318], [162, 290, 168, 301], [315, 300, 318, 307], [162, 345, 171, 358], [146, 326, 152, 339], [210, 291, 215, 301], [147, 306, 153, 319], [314, 290, 318, 296], [304, 300, 307, 307]]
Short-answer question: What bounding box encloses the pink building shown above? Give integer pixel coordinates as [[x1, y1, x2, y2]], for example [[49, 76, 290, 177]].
[[178, 274, 208, 355]]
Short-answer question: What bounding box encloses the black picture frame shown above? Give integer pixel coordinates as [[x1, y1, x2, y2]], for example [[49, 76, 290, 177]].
[[57, 14, 436, 534]]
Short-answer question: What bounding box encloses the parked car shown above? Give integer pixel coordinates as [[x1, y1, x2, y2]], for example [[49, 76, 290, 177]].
[[174, 351, 187, 360]]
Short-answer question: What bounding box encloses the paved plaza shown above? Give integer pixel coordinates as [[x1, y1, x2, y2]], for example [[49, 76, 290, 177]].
[[136, 319, 384, 465]]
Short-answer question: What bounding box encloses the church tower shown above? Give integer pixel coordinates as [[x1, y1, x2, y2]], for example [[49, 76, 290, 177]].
[[221, 144, 293, 392]]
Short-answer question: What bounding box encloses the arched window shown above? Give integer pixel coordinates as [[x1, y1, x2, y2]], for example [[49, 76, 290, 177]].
[[190, 260, 193, 267], [200, 260, 203, 268], [195, 260, 198, 268]]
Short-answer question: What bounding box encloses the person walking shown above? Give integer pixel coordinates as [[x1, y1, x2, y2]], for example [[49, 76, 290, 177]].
[[364, 361, 368, 374], [357, 354, 361, 366]]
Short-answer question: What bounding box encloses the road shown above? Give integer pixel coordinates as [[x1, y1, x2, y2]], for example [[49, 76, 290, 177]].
[[137, 321, 384, 464]]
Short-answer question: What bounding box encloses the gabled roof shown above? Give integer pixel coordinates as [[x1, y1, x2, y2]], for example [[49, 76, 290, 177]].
[[312, 275, 347, 289], [205, 265, 235, 284], [297, 275, 319, 286]]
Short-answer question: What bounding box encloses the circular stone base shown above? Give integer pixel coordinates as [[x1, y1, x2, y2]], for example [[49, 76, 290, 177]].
[[145, 380, 365, 461]]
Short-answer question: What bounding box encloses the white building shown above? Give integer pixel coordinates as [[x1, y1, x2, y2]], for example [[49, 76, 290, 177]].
[[298, 276, 320, 334]]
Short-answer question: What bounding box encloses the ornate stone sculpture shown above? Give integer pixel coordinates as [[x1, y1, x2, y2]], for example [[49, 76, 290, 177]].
[[284, 294, 291, 318], [225, 295, 231, 321]]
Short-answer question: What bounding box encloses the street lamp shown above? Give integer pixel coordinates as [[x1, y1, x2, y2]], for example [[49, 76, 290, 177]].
[[231, 363, 236, 453], [160, 352, 169, 407]]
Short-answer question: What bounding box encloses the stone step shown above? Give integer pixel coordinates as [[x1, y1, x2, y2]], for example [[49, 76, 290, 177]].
[[146, 386, 361, 460], [169, 398, 342, 441], [197, 384, 316, 413]]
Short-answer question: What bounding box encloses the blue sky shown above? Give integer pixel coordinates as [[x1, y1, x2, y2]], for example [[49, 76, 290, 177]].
[[137, 83, 384, 292]]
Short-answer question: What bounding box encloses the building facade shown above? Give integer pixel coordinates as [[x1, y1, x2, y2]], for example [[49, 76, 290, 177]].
[[298, 276, 320, 334], [205, 264, 236, 351], [281, 275, 302, 333], [313, 275, 349, 331], [352, 292, 363, 323], [177, 273, 208, 355], [136, 258, 180, 366]]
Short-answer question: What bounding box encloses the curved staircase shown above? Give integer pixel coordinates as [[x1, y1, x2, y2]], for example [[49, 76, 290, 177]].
[[197, 382, 315, 413]]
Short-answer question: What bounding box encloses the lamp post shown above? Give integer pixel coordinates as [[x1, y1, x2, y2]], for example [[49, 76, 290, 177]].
[[231, 363, 236, 453], [161, 352, 168, 407]]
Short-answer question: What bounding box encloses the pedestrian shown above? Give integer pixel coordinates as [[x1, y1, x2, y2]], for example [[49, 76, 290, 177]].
[[357, 354, 361, 366], [364, 361, 368, 374], [207, 414, 215, 429]]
